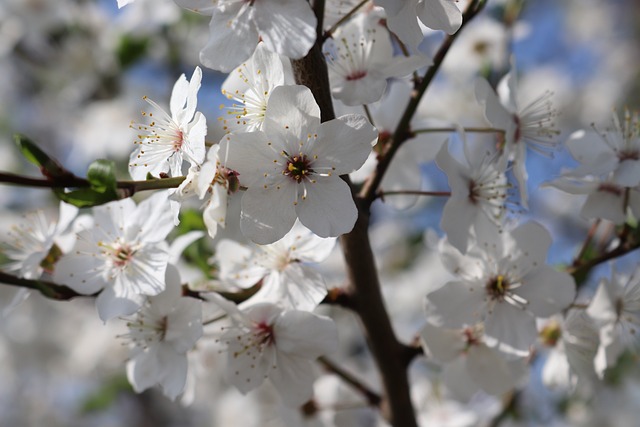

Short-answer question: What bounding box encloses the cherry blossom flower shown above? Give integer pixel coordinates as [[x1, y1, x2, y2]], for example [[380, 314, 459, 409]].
[[435, 139, 509, 254], [587, 264, 640, 378], [475, 69, 559, 208], [425, 222, 576, 356], [561, 111, 640, 188], [218, 42, 293, 134], [420, 322, 528, 397], [216, 221, 336, 311], [375, 0, 462, 52], [54, 192, 174, 322], [1, 202, 77, 315], [220, 85, 377, 244], [129, 66, 207, 180], [2, 201, 78, 280], [176, 0, 317, 73], [210, 294, 338, 406], [125, 265, 203, 400], [323, 11, 430, 106]]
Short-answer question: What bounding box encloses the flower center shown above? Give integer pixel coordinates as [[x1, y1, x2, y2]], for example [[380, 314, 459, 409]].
[[486, 274, 510, 300], [283, 152, 314, 183], [346, 70, 367, 81]]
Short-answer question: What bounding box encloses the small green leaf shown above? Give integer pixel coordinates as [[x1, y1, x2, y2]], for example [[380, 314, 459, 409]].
[[87, 159, 117, 194], [14, 134, 68, 178], [80, 375, 132, 414], [53, 187, 119, 208], [116, 35, 149, 69]]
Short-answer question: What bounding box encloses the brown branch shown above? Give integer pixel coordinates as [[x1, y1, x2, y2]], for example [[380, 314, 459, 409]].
[[318, 357, 382, 406], [0, 271, 89, 301]]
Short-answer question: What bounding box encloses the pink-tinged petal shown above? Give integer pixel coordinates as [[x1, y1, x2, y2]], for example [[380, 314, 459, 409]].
[[419, 323, 465, 363], [484, 303, 536, 356], [275, 310, 338, 358], [241, 181, 298, 244], [96, 285, 144, 322], [466, 345, 518, 396], [253, 0, 316, 60], [263, 85, 320, 139], [296, 177, 357, 238], [269, 352, 315, 406], [517, 267, 575, 318], [424, 280, 486, 328], [199, 3, 258, 73], [313, 115, 376, 174], [417, 0, 462, 35]]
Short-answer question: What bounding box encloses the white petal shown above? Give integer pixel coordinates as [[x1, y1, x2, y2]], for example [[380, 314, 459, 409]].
[[466, 345, 517, 396], [517, 267, 575, 318], [270, 352, 315, 406], [253, 0, 317, 59], [263, 85, 320, 139], [127, 347, 161, 393], [424, 281, 486, 327], [199, 4, 258, 72], [275, 310, 338, 358], [313, 115, 376, 174], [417, 0, 462, 34], [296, 177, 357, 238], [96, 285, 144, 322], [419, 323, 465, 363], [484, 303, 536, 356], [241, 181, 298, 245]]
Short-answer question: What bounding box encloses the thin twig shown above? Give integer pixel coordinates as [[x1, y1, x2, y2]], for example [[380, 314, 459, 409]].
[[318, 357, 382, 406], [322, 0, 369, 42]]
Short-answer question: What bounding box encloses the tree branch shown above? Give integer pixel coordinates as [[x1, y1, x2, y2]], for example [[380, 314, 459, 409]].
[[359, 0, 487, 207], [0, 271, 89, 301]]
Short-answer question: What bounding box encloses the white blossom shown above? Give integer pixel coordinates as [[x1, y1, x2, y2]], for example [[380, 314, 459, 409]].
[[125, 265, 203, 400], [324, 11, 429, 106], [587, 264, 640, 377], [475, 69, 559, 208], [219, 42, 293, 134], [54, 192, 174, 321], [177, 0, 317, 73], [129, 66, 207, 180], [216, 221, 336, 311], [220, 85, 376, 244], [425, 222, 576, 356], [210, 294, 338, 406]]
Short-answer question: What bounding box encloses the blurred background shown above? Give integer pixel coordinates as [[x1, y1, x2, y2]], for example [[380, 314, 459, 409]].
[[1, 0, 639, 426]]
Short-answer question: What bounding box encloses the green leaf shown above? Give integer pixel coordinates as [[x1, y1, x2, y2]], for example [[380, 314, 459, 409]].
[[116, 35, 149, 69], [87, 159, 117, 194], [53, 187, 119, 208], [14, 134, 68, 178]]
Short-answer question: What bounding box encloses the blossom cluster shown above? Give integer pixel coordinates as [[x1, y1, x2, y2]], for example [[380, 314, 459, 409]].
[[1, 0, 640, 426]]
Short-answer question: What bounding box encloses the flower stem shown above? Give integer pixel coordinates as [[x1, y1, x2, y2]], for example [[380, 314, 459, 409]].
[[318, 357, 382, 406]]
